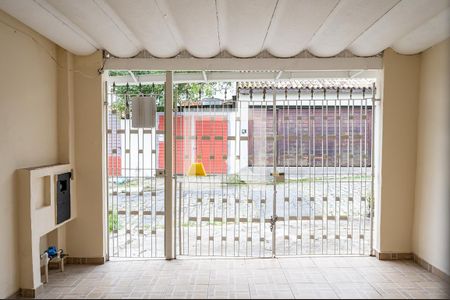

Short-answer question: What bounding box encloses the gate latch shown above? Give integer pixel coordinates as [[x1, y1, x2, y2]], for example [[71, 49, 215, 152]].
[[270, 215, 278, 232]]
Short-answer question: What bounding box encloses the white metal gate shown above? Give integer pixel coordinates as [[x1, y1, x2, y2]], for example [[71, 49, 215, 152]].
[[175, 85, 375, 257], [106, 81, 375, 258], [106, 86, 166, 258]]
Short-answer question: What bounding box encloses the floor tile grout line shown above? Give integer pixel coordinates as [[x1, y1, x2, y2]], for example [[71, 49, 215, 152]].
[[350, 258, 385, 298], [18, 257, 450, 299], [277, 257, 296, 299], [206, 259, 213, 299], [320, 259, 344, 299], [246, 258, 253, 299]]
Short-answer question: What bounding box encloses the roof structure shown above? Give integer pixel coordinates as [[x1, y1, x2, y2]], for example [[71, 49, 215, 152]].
[[1, 0, 449, 59], [238, 79, 375, 90]]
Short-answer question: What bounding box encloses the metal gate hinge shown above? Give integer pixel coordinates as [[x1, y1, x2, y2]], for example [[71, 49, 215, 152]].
[[270, 215, 278, 232]]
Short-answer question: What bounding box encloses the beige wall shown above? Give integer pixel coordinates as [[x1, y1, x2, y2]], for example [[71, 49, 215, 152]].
[[65, 52, 106, 259], [54, 47, 76, 254], [0, 10, 59, 298], [378, 49, 421, 253], [413, 39, 450, 275], [0, 10, 104, 297]]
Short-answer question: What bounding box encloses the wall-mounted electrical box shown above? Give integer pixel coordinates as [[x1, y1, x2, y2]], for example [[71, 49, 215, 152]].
[[56, 172, 71, 225]]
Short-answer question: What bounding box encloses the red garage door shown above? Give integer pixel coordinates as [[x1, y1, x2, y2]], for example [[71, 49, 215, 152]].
[[158, 115, 228, 174], [195, 117, 228, 174], [108, 155, 122, 176], [158, 115, 193, 175]]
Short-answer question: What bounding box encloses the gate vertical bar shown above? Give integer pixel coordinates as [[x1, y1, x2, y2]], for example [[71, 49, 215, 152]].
[[178, 182, 182, 255], [174, 96, 178, 257], [272, 86, 277, 257], [104, 81, 110, 261], [165, 71, 175, 259], [369, 83, 376, 255], [126, 90, 130, 257]]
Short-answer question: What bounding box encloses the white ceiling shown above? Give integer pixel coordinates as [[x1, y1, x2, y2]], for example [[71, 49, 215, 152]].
[[1, 0, 449, 58]]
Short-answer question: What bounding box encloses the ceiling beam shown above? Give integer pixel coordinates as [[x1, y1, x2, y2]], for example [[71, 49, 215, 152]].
[[107, 70, 380, 85], [275, 71, 283, 80], [128, 71, 138, 83], [104, 56, 382, 72], [349, 70, 364, 78]]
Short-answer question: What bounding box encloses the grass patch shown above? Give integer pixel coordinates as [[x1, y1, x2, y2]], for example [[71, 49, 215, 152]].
[[108, 211, 123, 232], [222, 174, 246, 185], [287, 175, 371, 183]]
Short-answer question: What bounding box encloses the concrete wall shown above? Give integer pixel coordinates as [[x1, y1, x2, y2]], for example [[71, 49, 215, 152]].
[[0, 10, 59, 298], [413, 39, 450, 275], [377, 49, 421, 254]]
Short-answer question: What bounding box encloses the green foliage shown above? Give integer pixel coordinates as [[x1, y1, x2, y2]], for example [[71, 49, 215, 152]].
[[367, 195, 374, 209], [223, 174, 246, 185], [111, 99, 127, 116], [108, 70, 164, 76], [115, 178, 153, 192], [114, 84, 165, 103], [109, 81, 233, 118], [108, 211, 121, 232], [108, 70, 129, 76], [111, 84, 165, 118], [287, 175, 372, 183], [174, 83, 213, 103]]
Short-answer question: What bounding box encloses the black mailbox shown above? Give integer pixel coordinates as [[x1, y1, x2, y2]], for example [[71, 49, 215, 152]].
[[56, 172, 71, 224]]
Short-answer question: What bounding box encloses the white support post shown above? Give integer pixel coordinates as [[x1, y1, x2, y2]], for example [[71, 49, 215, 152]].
[[164, 71, 174, 260], [272, 87, 277, 257]]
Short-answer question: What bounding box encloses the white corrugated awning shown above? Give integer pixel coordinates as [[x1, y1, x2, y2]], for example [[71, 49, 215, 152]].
[[0, 0, 448, 58]]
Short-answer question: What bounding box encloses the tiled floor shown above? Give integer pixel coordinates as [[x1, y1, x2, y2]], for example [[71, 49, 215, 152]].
[[26, 257, 449, 299]]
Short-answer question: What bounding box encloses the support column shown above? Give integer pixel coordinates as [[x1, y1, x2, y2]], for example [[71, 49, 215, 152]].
[[377, 49, 420, 255], [164, 71, 174, 259], [272, 87, 277, 257]]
